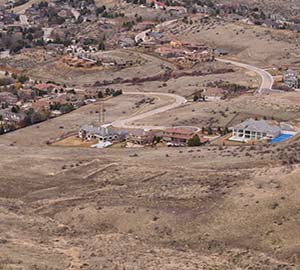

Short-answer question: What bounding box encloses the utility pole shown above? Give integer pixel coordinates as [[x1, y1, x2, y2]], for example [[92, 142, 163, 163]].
[[99, 100, 105, 125]]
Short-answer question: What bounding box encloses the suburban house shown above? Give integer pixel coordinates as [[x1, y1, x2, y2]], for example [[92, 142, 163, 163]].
[[19, 89, 35, 100], [50, 94, 84, 108], [139, 41, 156, 50], [202, 88, 226, 101], [33, 83, 65, 94], [284, 69, 300, 89], [118, 37, 135, 48], [192, 4, 214, 14], [163, 127, 207, 146], [0, 92, 18, 106], [155, 41, 213, 63], [215, 48, 229, 56], [166, 6, 187, 15], [154, 1, 166, 10], [185, 50, 214, 62], [146, 31, 164, 42], [126, 129, 156, 145], [1, 110, 26, 126], [229, 119, 282, 142], [155, 47, 186, 58], [79, 125, 120, 142]]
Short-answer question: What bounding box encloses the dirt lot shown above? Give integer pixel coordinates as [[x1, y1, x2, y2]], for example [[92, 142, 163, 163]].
[[214, 0, 300, 17], [52, 135, 97, 147]]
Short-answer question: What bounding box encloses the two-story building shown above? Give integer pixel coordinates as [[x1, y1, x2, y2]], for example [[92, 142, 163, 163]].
[[79, 125, 120, 142], [229, 119, 281, 142], [163, 127, 195, 145], [126, 129, 156, 145]]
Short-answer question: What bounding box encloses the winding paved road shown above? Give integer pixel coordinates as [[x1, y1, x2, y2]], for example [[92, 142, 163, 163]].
[[216, 58, 274, 94], [110, 91, 187, 130], [109, 59, 275, 130]]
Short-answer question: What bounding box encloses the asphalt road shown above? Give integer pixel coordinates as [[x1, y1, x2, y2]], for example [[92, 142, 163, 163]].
[[109, 59, 275, 130], [216, 58, 274, 94], [110, 91, 187, 130]]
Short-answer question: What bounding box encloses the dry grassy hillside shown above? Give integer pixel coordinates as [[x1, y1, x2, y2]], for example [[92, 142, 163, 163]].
[[215, 0, 300, 15], [0, 138, 300, 269], [10, 0, 120, 13], [169, 18, 300, 67]]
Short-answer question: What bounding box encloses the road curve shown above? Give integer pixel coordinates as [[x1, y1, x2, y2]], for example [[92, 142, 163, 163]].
[[216, 58, 274, 94], [109, 59, 275, 130], [109, 91, 187, 130]]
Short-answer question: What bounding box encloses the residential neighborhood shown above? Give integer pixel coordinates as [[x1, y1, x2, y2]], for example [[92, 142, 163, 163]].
[[0, 71, 123, 134], [2, 0, 300, 269]]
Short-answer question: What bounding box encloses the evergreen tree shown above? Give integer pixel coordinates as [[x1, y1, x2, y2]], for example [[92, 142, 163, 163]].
[[98, 41, 105, 51], [188, 134, 201, 147]]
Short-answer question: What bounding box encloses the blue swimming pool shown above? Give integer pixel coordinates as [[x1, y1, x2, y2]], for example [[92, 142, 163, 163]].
[[269, 134, 293, 144]]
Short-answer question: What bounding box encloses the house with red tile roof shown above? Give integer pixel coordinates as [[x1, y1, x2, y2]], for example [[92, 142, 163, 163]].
[[163, 127, 195, 145], [163, 127, 208, 146], [155, 1, 166, 9], [155, 47, 186, 58]]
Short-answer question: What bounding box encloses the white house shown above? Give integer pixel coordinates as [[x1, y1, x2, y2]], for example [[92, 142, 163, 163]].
[[229, 119, 281, 142]]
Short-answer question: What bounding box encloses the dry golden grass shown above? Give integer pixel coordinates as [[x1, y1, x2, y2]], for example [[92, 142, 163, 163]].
[[52, 135, 96, 147]]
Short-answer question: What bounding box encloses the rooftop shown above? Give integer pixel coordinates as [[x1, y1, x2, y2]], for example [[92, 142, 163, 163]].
[[164, 127, 195, 135], [231, 119, 281, 134], [80, 125, 118, 137], [129, 128, 154, 137]]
